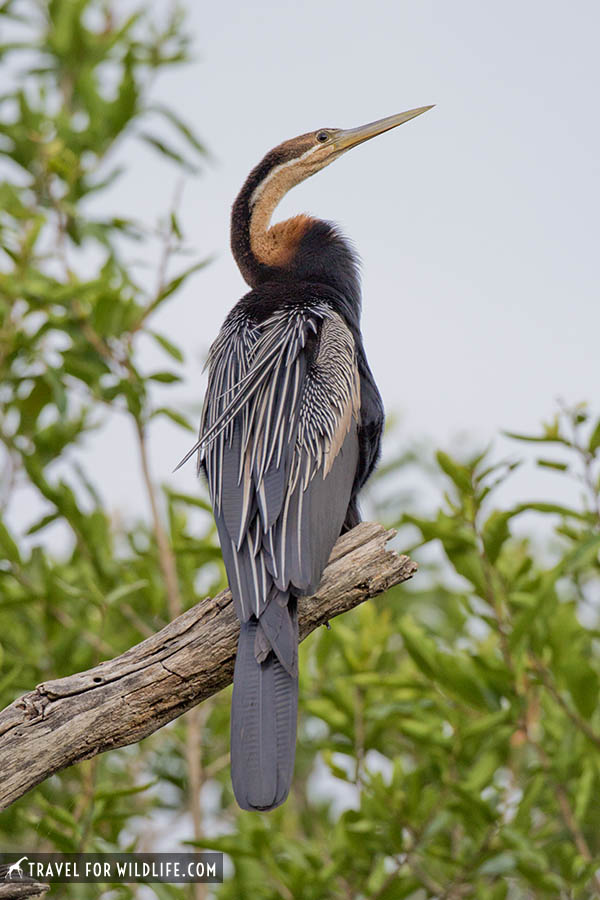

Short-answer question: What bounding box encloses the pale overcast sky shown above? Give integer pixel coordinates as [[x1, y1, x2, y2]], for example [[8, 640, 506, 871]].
[[10, 0, 600, 533]]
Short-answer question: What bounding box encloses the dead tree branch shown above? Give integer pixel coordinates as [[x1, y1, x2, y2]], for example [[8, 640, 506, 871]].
[[0, 523, 416, 811], [0, 872, 49, 899]]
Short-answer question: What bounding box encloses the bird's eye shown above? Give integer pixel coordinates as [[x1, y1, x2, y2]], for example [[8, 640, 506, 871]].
[[316, 131, 329, 143]]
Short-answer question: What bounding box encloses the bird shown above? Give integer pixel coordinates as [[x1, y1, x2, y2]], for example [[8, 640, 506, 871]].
[[177, 105, 432, 811]]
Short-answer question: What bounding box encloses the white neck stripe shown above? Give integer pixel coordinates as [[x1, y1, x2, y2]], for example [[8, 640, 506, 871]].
[[248, 143, 321, 210]]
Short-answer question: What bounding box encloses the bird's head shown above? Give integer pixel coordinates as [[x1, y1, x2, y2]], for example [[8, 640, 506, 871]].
[[250, 106, 434, 207], [232, 106, 433, 287]]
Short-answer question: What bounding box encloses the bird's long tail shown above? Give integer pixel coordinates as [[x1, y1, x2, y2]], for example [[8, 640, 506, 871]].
[[230, 592, 298, 811]]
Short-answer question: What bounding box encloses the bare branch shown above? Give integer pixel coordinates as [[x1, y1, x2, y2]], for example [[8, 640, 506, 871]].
[[0, 872, 48, 899], [0, 522, 416, 811]]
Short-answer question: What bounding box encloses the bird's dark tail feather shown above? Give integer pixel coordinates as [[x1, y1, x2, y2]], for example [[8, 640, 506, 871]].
[[230, 598, 298, 811]]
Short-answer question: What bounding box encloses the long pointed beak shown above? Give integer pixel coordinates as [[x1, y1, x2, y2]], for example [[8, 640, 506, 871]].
[[332, 106, 434, 152]]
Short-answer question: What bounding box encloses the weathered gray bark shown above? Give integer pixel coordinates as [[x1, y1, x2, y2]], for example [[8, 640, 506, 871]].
[[0, 522, 416, 811], [0, 874, 49, 899]]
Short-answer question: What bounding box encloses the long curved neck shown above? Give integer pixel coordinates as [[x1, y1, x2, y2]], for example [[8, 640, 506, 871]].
[[231, 151, 312, 287], [231, 154, 362, 327]]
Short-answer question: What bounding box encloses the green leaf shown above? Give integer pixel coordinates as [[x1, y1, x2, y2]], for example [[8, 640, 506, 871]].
[[150, 104, 208, 157], [92, 292, 123, 336], [139, 132, 199, 172], [512, 501, 591, 521], [536, 459, 568, 471], [321, 749, 353, 782], [589, 419, 600, 454], [478, 852, 517, 876], [562, 660, 599, 719], [139, 259, 210, 320], [450, 783, 496, 824], [105, 581, 148, 606], [20, 377, 52, 428], [44, 367, 67, 416], [504, 430, 569, 445], [95, 780, 157, 800], [0, 520, 21, 563], [166, 491, 212, 512], [436, 450, 472, 494], [148, 371, 181, 384], [444, 544, 488, 597], [435, 653, 498, 710], [509, 587, 552, 651], [557, 533, 600, 574], [481, 510, 512, 564], [397, 618, 437, 679], [303, 697, 349, 732], [26, 512, 61, 535], [149, 330, 184, 362], [397, 718, 450, 746], [170, 211, 182, 240], [152, 407, 195, 431], [574, 760, 595, 820]]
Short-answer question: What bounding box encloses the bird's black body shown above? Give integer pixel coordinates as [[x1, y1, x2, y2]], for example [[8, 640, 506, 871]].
[[201, 244, 383, 810], [228, 157, 384, 538], [183, 107, 431, 810], [229, 272, 385, 531]]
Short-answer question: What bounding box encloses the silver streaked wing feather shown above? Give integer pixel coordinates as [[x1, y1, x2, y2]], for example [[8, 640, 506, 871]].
[[201, 303, 360, 621]]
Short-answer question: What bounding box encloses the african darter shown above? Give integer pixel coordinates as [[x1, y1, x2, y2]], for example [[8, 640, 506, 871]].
[[178, 105, 432, 810]]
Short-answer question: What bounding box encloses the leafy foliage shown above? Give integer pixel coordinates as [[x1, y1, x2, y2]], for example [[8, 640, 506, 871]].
[[0, 1, 224, 894], [2, 4, 600, 899], [201, 408, 600, 900]]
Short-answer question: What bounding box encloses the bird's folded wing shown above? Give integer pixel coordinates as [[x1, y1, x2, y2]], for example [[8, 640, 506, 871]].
[[200, 302, 361, 621]]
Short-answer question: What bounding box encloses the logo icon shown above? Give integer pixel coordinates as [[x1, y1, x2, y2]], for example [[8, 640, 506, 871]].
[[6, 857, 28, 880]]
